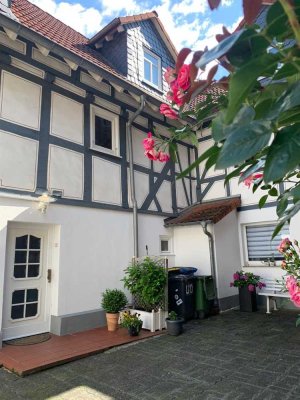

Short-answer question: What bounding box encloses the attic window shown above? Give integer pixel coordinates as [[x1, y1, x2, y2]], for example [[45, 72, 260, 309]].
[[143, 48, 161, 89]]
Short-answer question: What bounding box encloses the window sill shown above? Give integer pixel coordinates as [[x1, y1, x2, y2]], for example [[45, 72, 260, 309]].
[[142, 80, 163, 94], [90, 147, 122, 159]]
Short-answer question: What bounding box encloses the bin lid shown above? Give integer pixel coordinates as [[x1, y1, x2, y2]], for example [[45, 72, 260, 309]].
[[179, 267, 198, 275]]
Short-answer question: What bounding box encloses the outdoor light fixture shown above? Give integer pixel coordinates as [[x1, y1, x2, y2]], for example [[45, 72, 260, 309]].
[[37, 192, 56, 214]]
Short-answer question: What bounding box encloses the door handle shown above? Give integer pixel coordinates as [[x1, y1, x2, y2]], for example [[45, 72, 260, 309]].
[[47, 269, 52, 283]]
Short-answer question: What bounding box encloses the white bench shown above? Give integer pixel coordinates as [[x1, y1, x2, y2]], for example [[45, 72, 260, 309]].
[[258, 279, 290, 314]]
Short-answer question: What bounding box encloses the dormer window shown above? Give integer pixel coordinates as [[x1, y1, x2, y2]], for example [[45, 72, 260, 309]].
[[143, 48, 161, 89]]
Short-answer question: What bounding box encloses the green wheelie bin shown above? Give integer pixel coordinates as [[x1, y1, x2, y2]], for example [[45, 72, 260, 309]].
[[195, 275, 215, 318]]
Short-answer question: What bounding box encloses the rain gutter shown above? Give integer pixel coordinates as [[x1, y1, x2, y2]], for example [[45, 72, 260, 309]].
[[200, 220, 219, 308], [127, 95, 146, 258]]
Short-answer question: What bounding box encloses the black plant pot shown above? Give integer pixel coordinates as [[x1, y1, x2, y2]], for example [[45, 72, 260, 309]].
[[166, 318, 184, 336], [127, 326, 141, 336], [239, 286, 257, 312]]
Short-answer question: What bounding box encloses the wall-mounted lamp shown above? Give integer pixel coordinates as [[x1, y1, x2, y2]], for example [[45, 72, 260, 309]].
[[37, 192, 56, 214]]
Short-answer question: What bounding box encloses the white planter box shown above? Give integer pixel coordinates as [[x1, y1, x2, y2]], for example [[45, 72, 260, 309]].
[[130, 308, 168, 332]]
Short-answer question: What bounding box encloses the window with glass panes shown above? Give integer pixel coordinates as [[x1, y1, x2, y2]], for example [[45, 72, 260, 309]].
[[143, 48, 161, 88]]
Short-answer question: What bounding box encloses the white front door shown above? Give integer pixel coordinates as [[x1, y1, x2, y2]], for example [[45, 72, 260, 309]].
[[2, 226, 50, 340]]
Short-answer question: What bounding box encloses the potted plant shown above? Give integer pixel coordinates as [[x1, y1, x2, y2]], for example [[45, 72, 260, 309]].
[[122, 257, 168, 332], [101, 289, 127, 331], [120, 310, 143, 336], [166, 311, 184, 336], [230, 271, 266, 312]]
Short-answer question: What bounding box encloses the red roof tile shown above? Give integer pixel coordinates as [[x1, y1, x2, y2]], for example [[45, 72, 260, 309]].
[[9, 0, 132, 80]]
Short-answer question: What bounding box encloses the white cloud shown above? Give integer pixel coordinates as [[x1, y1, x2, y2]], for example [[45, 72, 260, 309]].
[[172, 0, 207, 16], [29, 0, 103, 36], [28, 0, 242, 54]]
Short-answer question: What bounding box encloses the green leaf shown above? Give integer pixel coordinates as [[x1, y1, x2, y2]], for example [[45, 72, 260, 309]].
[[278, 107, 300, 127], [266, 1, 290, 39], [268, 82, 300, 121], [216, 120, 272, 169], [177, 145, 219, 179], [264, 124, 300, 182], [205, 148, 220, 170], [277, 195, 289, 218], [296, 316, 300, 328], [227, 31, 269, 68], [259, 194, 268, 208], [226, 53, 280, 123], [238, 159, 265, 184], [273, 62, 300, 81], [272, 222, 285, 239], [225, 164, 249, 184], [211, 111, 227, 141], [268, 187, 278, 196], [196, 29, 245, 69]]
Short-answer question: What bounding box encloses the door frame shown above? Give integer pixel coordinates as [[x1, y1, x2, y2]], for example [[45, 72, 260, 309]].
[[2, 223, 52, 340]]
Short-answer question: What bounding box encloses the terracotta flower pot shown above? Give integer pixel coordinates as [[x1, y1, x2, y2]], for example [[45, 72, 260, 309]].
[[106, 312, 119, 331]]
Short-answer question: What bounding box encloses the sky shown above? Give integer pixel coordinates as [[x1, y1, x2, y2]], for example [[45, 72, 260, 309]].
[[28, 0, 243, 52]]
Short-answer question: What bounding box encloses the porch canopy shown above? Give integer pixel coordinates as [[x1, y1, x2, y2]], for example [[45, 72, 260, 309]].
[[164, 196, 241, 226]]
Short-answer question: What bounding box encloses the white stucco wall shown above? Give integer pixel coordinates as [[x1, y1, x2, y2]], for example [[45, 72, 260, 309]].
[[214, 211, 241, 299], [172, 225, 211, 275]]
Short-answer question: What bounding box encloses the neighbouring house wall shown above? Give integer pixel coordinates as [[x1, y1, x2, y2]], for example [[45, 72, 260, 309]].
[[172, 225, 211, 275], [214, 211, 241, 309]]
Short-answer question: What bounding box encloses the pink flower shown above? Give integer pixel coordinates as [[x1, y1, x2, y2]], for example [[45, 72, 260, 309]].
[[230, 282, 234, 287], [286, 275, 298, 294], [278, 238, 292, 253], [143, 132, 155, 151], [157, 151, 170, 162], [233, 273, 240, 281], [144, 148, 158, 161], [164, 67, 176, 85], [242, 173, 263, 188], [160, 103, 179, 120], [248, 284, 255, 292], [177, 64, 191, 91], [170, 81, 185, 106], [291, 289, 300, 307]]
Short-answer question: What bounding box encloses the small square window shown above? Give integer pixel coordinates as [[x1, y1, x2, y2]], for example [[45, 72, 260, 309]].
[[143, 48, 161, 89], [90, 105, 119, 156], [160, 236, 172, 254]]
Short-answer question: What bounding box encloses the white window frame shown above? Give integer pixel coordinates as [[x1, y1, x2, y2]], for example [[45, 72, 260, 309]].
[[143, 48, 161, 89], [160, 235, 172, 255], [242, 222, 289, 267], [90, 105, 120, 156]]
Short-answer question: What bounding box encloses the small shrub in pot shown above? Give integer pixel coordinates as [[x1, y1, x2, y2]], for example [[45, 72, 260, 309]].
[[101, 289, 127, 331], [166, 311, 184, 336]]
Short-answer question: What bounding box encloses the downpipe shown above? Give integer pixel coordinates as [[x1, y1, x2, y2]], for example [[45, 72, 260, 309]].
[[126, 95, 146, 258], [201, 221, 220, 311]]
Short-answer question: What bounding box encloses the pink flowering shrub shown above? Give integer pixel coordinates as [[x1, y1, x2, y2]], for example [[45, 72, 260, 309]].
[[241, 173, 263, 188], [278, 238, 300, 311], [230, 271, 265, 292], [142, 132, 170, 162]]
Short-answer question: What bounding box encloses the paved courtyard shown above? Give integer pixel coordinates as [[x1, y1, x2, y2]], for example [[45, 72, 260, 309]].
[[0, 310, 299, 400]]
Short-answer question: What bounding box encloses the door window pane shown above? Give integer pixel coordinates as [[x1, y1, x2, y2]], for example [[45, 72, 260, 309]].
[[14, 251, 27, 263], [28, 265, 40, 278], [12, 290, 25, 304], [29, 236, 41, 249], [26, 289, 38, 302], [25, 303, 38, 318], [11, 305, 24, 319], [15, 235, 28, 249], [13, 265, 26, 278], [29, 251, 40, 263]]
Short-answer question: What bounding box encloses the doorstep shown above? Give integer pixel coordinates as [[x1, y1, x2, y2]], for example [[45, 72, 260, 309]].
[[0, 327, 164, 376]]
